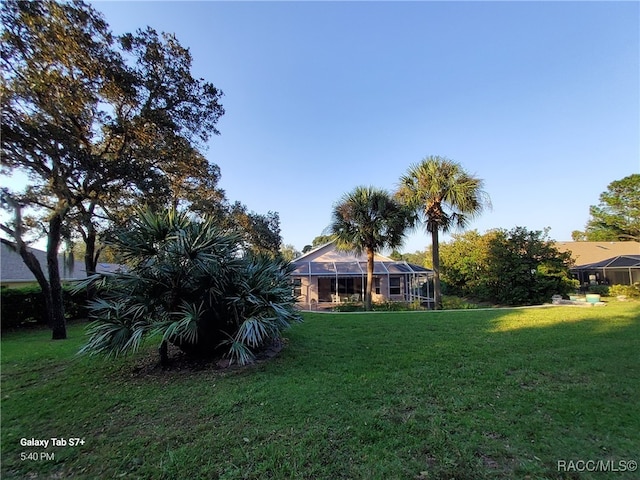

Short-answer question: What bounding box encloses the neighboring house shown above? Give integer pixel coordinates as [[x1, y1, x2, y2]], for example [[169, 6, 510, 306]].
[[570, 255, 640, 287], [555, 241, 640, 286], [290, 242, 433, 309], [0, 243, 121, 288]]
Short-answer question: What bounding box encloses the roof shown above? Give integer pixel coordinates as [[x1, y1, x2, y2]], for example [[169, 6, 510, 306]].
[[1, 243, 121, 284], [571, 254, 640, 270], [555, 241, 640, 266], [291, 241, 432, 276], [292, 241, 396, 263]]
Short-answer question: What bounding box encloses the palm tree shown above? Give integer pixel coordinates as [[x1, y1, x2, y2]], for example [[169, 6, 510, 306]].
[[78, 207, 301, 366], [330, 186, 414, 311], [396, 156, 490, 309]]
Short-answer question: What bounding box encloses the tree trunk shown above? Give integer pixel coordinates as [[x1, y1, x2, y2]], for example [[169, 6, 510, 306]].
[[83, 225, 102, 277], [80, 200, 99, 276], [365, 247, 374, 311], [0, 201, 61, 330], [431, 228, 442, 310], [159, 340, 169, 367], [2, 239, 55, 325], [47, 214, 67, 339]]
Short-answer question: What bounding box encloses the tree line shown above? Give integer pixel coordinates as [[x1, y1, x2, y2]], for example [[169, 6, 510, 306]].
[[325, 168, 637, 310]]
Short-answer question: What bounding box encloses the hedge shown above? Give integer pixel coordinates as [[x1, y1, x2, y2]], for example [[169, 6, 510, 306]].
[[1, 285, 89, 330], [609, 284, 640, 298]]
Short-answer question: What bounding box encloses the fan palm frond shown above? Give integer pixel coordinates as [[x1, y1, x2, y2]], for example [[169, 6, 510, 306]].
[[161, 301, 204, 346], [81, 207, 301, 365]]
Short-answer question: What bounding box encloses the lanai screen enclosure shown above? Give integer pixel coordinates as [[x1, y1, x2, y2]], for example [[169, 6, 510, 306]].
[[290, 242, 434, 309], [571, 255, 640, 287]]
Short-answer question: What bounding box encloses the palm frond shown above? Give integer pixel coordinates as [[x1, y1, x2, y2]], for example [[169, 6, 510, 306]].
[[161, 301, 203, 346], [219, 332, 255, 366], [79, 300, 150, 357], [235, 316, 273, 348], [80, 207, 300, 362]]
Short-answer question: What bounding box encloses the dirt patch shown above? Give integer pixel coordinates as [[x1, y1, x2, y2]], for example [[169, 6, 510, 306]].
[[127, 338, 285, 379]]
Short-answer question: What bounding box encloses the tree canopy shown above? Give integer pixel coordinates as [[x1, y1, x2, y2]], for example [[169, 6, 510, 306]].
[[575, 174, 640, 241], [1, 0, 127, 337], [396, 156, 490, 309], [330, 186, 414, 310], [439, 229, 497, 299], [440, 227, 575, 305], [1, 0, 280, 339]]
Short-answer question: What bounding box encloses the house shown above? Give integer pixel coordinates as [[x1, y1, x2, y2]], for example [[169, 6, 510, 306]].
[[555, 241, 640, 266], [290, 242, 434, 309], [554, 241, 640, 286], [570, 255, 640, 287], [0, 243, 121, 288]]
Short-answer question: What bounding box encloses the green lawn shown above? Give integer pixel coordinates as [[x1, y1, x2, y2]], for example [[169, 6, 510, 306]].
[[2, 301, 639, 479]]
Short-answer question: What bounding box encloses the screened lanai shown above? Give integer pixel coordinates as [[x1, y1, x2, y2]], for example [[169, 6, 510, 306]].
[[571, 255, 640, 287], [290, 242, 434, 309]]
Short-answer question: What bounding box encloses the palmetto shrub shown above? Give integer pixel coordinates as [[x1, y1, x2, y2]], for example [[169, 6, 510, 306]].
[[78, 208, 301, 365]]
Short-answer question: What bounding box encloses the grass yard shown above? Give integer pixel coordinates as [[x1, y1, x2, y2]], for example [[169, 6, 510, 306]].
[[2, 301, 639, 480]]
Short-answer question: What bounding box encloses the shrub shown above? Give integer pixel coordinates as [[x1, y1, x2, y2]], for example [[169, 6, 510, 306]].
[[440, 227, 575, 306], [0, 286, 46, 329], [588, 285, 610, 296], [333, 301, 427, 312], [372, 301, 406, 311], [78, 208, 301, 366], [63, 286, 91, 320], [441, 296, 480, 310], [332, 302, 363, 312], [1, 285, 89, 330], [609, 284, 640, 298]]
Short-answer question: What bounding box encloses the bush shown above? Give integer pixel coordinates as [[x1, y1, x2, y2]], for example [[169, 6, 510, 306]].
[[332, 300, 426, 312], [332, 302, 363, 312], [63, 286, 91, 320], [78, 208, 301, 366], [440, 227, 575, 306], [609, 284, 640, 298], [0, 286, 46, 329], [588, 285, 610, 296], [372, 301, 408, 311], [442, 296, 480, 310], [1, 285, 89, 330]]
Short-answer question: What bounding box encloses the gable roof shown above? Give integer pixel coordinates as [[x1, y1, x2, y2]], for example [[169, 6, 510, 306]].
[[1, 243, 120, 284], [292, 241, 394, 263], [291, 241, 432, 276], [555, 241, 640, 267], [572, 254, 640, 270]]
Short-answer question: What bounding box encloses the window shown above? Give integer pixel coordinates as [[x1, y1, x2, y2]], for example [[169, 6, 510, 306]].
[[292, 278, 302, 297], [389, 277, 401, 295], [336, 277, 362, 295], [374, 277, 380, 295]]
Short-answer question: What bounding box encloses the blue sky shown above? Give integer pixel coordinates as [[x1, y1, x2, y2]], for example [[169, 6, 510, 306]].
[[92, 0, 639, 254]]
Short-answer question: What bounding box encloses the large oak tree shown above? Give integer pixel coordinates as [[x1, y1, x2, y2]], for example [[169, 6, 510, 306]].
[[1, 0, 225, 338]]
